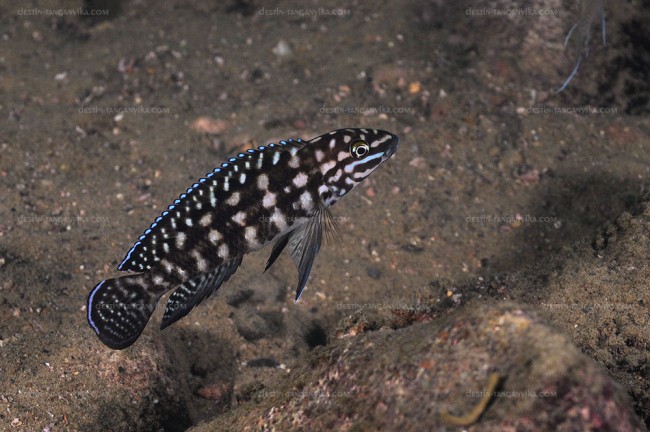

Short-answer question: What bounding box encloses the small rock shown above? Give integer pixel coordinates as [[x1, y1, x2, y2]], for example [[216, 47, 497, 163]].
[[408, 81, 422, 94], [247, 358, 280, 368], [190, 117, 229, 135], [195, 382, 231, 402], [409, 157, 427, 169], [366, 267, 381, 279], [272, 40, 292, 57], [402, 244, 424, 253]]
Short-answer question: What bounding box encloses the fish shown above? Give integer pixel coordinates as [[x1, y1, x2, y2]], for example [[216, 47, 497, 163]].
[[87, 128, 399, 349], [555, 0, 607, 93]]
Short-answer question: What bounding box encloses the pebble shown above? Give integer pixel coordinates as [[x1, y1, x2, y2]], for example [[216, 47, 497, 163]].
[[247, 358, 280, 368], [190, 117, 229, 135], [402, 244, 424, 253], [366, 267, 381, 279], [409, 81, 422, 94], [195, 382, 231, 402], [272, 40, 292, 57], [409, 157, 427, 169]]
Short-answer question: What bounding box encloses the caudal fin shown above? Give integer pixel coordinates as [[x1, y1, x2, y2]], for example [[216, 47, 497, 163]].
[[87, 274, 163, 349]]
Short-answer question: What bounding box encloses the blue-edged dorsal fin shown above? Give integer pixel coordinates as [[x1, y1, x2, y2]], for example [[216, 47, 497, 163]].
[[117, 139, 305, 273], [160, 256, 243, 329]]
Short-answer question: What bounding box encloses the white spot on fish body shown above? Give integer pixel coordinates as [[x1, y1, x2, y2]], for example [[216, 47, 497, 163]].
[[209, 229, 222, 244], [176, 232, 186, 249], [245, 226, 260, 248], [318, 184, 329, 197], [272, 208, 288, 231], [293, 172, 308, 188], [320, 160, 336, 176], [257, 173, 269, 190], [226, 192, 240, 206], [288, 155, 300, 168], [331, 168, 343, 183], [191, 250, 208, 272], [263, 191, 276, 207], [232, 211, 246, 225], [161, 259, 174, 274], [299, 191, 313, 210], [199, 213, 212, 227], [209, 187, 217, 207]]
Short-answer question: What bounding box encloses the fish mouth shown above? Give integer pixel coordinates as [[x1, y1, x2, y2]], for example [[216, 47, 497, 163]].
[[384, 134, 399, 158]]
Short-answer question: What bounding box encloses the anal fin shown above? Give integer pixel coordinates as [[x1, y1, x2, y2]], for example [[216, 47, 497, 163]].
[[161, 256, 243, 329]]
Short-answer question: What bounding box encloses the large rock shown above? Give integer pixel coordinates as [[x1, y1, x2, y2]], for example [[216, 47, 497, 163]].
[[190, 303, 644, 431]]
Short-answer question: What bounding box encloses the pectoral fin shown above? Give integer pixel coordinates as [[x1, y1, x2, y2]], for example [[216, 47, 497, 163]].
[[287, 214, 322, 301], [265, 232, 290, 272], [293, 202, 342, 301], [265, 202, 341, 301]]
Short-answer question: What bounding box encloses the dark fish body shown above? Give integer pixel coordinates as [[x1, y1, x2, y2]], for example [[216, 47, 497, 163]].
[[87, 128, 399, 349]]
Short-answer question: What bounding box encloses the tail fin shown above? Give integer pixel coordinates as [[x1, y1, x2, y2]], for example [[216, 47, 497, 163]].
[[87, 274, 164, 349]]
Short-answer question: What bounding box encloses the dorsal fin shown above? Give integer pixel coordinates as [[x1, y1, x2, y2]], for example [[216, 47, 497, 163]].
[[118, 139, 305, 273]]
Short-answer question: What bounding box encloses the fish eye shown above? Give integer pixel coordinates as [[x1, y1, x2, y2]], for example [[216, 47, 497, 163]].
[[350, 140, 369, 159]]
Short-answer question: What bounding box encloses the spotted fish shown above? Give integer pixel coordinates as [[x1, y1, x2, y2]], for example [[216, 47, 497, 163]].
[[87, 128, 399, 349]]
